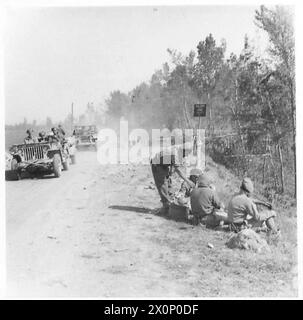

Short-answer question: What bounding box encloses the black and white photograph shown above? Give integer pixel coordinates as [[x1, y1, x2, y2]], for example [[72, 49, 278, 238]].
[[0, 1, 301, 300]]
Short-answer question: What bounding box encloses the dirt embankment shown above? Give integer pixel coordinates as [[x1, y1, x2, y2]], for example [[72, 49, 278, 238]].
[[6, 151, 297, 297]]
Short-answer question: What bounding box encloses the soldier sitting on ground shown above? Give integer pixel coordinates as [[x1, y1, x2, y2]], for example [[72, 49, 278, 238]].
[[173, 168, 203, 223], [227, 178, 280, 236], [179, 168, 203, 198], [190, 174, 227, 227]]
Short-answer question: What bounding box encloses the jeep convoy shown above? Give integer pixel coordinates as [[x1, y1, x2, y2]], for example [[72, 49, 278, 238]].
[[5, 124, 99, 181], [6, 134, 77, 181]]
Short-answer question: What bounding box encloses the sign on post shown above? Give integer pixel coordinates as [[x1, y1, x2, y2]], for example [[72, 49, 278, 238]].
[[193, 103, 206, 171], [194, 104, 206, 117]]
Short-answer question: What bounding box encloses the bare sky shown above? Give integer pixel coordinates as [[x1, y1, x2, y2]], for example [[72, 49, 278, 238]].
[[4, 5, 265, 124]]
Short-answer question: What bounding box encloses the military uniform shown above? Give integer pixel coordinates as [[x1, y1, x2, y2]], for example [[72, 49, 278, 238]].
[[57, 126, 66, 142], [190, 174, 226, 226], [179, 168, 202, 197], [38, 131, 47, 142], [151, 147, 182, 210], [51, 128, 62, 143], [227, 178, 279, 234], [58, 126, 65, 136], [24, 137, 38, 144]]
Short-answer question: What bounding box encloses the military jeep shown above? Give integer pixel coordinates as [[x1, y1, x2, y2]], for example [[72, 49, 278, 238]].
[[6, 138, 70, 180], [73, 125, 98, 150]]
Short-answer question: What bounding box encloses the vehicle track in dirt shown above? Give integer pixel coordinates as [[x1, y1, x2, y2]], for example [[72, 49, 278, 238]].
[[5, 150, 297, 297], [6, 150, 186, 297]]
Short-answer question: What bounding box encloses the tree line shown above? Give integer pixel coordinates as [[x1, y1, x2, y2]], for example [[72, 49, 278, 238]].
[[104, 6, 296, 198], [6, 6, 295, 199]]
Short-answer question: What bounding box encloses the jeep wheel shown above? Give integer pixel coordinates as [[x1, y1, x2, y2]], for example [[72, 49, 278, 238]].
[[11, 159, 21, 180], [70, 154, 76, 164], [63, 159, 69, 171], [53, 154, 61, 178], [5, 170, 20, 181]]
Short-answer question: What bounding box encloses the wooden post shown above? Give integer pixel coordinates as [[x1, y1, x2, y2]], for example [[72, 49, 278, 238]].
[[193, 104, 206, 171], [196, 116, 205, 171]]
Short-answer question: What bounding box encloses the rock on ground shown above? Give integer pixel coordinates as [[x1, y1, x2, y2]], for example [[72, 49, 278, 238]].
[[226, 229, 270, 253]]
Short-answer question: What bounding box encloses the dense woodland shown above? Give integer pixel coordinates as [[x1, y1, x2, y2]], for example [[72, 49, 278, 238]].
[[6, 6, 295, 199]]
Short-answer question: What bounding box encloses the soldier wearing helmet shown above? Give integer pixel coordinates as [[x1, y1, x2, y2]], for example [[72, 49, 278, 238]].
[[38, 131, 47, 142], [57, 124, 66, 141], [48, 129, 60, 144], [150, 142, 195, 215], [51, 127, 60, 141], [179, 168, 203, 197], [227, 178, 280, 235], [190, 173, 225, 226], [24, 129, 38, 144]]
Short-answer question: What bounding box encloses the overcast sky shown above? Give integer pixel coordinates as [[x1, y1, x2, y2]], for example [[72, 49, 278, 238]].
[[4, 5, 266, 124]]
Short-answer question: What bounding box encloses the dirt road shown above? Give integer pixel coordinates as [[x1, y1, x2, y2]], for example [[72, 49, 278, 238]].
[[6, 150, 188, 297], [6, 151, 297, 297]]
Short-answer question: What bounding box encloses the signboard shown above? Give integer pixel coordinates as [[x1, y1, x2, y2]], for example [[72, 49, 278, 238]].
[[194, 104, 206, 117]]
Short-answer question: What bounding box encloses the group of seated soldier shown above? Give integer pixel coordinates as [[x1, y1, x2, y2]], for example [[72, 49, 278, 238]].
[[176, 170, 280, 237]]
